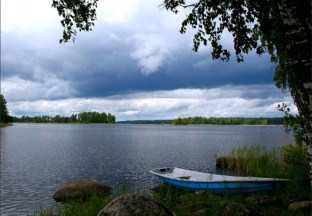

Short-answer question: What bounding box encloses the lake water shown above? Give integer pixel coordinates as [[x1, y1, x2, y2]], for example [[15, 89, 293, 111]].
[[0, 123, 294, 215]]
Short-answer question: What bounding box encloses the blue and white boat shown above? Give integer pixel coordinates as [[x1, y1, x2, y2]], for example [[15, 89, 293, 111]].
[[150, 167, 288, 193]]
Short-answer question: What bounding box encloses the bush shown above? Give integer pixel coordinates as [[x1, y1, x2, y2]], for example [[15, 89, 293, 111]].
[[281, 144, 310, 201]]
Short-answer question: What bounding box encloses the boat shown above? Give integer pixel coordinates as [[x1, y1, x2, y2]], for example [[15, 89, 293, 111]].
[[150, 167, 288, 193]]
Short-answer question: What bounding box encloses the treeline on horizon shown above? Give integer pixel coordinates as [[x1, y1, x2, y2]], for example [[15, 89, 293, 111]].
[[172, 117, 284, 125], [117, 120, 173, 124], [13, 112, 115, 124]]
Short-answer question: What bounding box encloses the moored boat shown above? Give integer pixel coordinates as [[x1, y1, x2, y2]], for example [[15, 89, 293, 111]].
[[150, 167, 288, 193]]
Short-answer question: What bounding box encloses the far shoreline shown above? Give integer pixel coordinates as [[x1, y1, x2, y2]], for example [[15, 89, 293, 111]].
[[9, 122, 284, 126]]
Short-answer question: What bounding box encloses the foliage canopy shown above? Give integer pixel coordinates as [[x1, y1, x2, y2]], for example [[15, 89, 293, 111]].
[[0, 94, 12, 123], [13, 111, 116, 124]]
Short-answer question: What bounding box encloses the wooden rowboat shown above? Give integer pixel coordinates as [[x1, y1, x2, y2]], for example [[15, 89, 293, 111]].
[[150, 167, 288, 193]]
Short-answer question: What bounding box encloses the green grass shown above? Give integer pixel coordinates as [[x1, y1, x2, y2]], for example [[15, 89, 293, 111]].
[[217, 144, 310, 202], [36, 193, 112, 216], [227, 145, 283, 178], [58, 194, 111, 216], [153, 184, 300, 216], [0, 122, 13, 127]]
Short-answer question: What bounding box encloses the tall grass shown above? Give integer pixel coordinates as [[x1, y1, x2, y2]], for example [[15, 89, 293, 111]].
[[36, 193, 112, 216], [58, 194, 111, 216], [225, 144, 310, 201], [227, 145, 283, 177]]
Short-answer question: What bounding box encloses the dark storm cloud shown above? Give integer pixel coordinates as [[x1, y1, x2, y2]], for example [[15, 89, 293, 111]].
[[68, 47, 276, 98], [1, 20, 277, 104]]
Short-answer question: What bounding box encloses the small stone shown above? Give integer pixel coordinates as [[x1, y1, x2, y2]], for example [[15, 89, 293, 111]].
[[97, 193, 175, 216]]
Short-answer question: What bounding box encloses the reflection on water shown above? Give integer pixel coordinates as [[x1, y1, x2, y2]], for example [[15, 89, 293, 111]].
[[0, 123, 293, 215]]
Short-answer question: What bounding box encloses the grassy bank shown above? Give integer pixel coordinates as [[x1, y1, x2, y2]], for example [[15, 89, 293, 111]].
[[37, 143, 310, 216], [0, 123, 13, 127]]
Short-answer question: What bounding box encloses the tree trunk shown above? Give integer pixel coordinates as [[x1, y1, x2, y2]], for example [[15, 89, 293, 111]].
[[278, 0, 312, 198]]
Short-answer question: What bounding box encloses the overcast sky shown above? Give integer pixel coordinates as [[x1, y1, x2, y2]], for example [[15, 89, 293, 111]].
[[1, 0, 297, 121]]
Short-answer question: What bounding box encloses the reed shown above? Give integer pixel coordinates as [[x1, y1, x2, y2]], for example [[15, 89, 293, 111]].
[[227, 145, 283, 178], [221, 144, 310, 201], [36, 193, 112, 216], [58, 194, 111, 216]]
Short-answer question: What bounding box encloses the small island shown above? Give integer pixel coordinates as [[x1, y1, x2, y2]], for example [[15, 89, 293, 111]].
[[12, 111, 116, 124], [0, 94, 13, 127], [172, 117, 284, 125]]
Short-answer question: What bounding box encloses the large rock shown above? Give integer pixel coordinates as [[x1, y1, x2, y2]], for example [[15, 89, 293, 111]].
[[53, 180, 112, 202], [246, 195, 280, 206], [288, 200, 312, 212], [97, 193, 175, 216], [189, 208, 209, 216], [223, 203, 251, 216]]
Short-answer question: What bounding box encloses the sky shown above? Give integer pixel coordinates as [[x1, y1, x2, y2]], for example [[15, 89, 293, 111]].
[[1, 0, 297, 121]]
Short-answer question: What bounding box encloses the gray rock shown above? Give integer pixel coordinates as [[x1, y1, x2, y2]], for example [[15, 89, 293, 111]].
[[53, 180, 112, 202], [189, 208, 209, 216], [246, 195, 280, 206], [288, 200, 312, 212], [97, 193, 175, 216], [223, 203, 251, 216]]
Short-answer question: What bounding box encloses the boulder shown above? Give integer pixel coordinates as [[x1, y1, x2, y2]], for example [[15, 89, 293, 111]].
[[189, 208, 209, 216], [97, 193, 175, 216], [288, 200, 312, 212], [246, 195, 280, 206], [53, 180, 112, 202], [223, 203, 251, 216]]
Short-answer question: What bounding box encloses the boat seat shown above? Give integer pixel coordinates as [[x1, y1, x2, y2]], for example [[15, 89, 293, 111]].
[[178, 176, 191, 180]]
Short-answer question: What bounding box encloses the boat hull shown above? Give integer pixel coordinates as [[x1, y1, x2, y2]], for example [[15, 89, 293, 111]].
[[150, 167, 287, 193], [158, 176, 274, 193]]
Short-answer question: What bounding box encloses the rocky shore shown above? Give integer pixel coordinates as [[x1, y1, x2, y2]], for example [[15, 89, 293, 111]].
[[50, 179, 312, 216]]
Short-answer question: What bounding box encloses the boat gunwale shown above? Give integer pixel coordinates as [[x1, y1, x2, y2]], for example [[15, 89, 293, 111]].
[[150, 167, 289, 183]]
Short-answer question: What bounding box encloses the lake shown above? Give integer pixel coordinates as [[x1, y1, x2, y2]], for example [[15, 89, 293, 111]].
[[0, 123, 294, 215]]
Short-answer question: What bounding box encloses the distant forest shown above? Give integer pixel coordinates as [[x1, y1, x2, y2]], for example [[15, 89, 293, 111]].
[[117, 120, 173, 124], [13, 112, 115, 124], [172, 117, 284, 125], [12, 114, 283, 125]]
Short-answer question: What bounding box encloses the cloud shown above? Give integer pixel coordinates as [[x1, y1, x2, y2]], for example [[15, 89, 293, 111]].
[[2, 76, 75, 102], [129, 34, 173, 75], [7, 85, 297, 120], [1, 0, 297, 120], [2, 24, 276, 101], [1, 0, 59, 33]]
